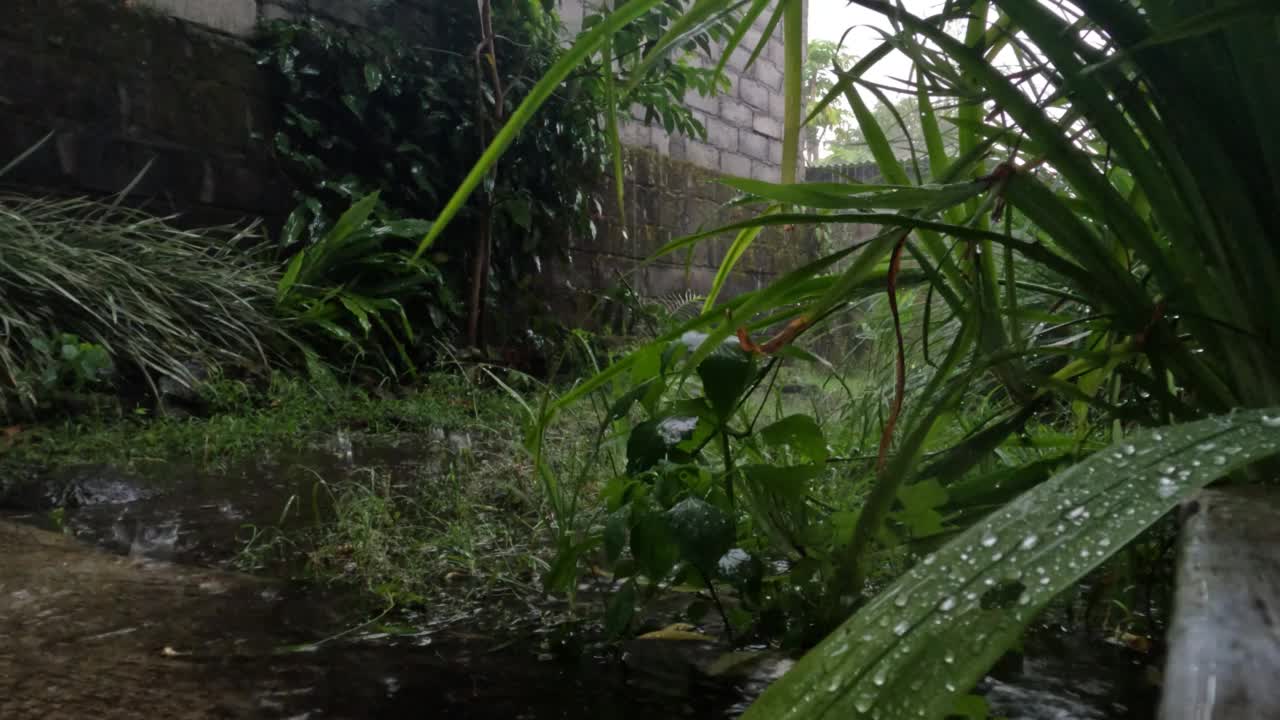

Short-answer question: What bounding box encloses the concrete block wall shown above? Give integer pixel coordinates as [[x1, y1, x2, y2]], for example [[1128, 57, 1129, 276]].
[[557, 0, 797, 182], [1, 0, 287, 219], [3, 0, 816, 314], [548, 148, 821, 324]]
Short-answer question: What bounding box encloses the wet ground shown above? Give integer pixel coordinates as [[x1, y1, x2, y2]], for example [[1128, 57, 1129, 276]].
[[0, 434, 1159, 719]]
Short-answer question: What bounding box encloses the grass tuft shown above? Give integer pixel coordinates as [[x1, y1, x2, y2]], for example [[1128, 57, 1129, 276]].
[[0, 194, 287, 414]]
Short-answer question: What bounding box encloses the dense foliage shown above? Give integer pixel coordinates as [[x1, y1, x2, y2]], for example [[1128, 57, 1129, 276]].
[[425, 0, 1280, 716], [261, 2, 607, 349], [0, 194, 284, 416]]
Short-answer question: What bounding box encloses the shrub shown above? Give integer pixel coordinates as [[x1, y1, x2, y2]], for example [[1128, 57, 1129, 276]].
[[0, 194, 286, 415], [275, 192, 458, 377], [259, 2, 608, 346]]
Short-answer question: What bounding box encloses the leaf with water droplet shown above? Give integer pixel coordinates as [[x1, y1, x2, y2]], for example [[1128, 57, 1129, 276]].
[[740, 408, 1280, 720], [626, 416, 698, 473], [665, 497, 734, 573], [697, 353, 757, 420]]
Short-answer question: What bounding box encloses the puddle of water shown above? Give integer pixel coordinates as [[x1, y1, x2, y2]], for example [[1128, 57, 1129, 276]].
[[5, 431, 473, 569], [981, 627, 1158, 720], [0, 432, 1159, 719]]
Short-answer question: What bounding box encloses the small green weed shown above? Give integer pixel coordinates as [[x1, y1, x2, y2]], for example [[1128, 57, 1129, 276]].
[[0, 371, 520, 471]]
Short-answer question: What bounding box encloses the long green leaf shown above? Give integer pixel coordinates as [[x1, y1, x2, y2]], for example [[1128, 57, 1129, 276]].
[[711, 0, 773, 85], [745, 408, 1280, 720], [723, 178, 987, 211], [779, 0, 802, 183], [621, 0, 735, 100]]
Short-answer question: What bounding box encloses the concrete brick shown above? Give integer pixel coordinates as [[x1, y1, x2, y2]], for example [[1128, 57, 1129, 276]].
[[720, 151, 752, 178], [727, 44, 752, 72], [738, 129, 768, 160], [751, 160, 781, 182], [138, 0, 256, 36], [767, 37, 786, 66], [667, 136, 687, 162], [685, 140, 721, 170], [619, 121, 651, 149], [739, 78, 770, 110], [721, 98, 753, 127], [650, 126, 672, 156], [658, 192, 689, 230], [647, 264, 715, 296], [753, 114, 783, 139], [768, 139, 784, 165], [558, 0, 586, 32], [769, 91, 788, 123], [753, 59, 784, 92], [685, 88, 719, 115], [705, 116, 738, 152]]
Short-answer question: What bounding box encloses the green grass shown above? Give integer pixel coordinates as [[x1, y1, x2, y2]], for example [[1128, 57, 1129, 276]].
[[229, 369, 610, 614], [0, 371, 523, 470], [298, 462, 551, 608]]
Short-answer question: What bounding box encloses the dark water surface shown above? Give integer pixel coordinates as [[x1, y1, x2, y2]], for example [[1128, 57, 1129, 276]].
[[0, 435, 1157, 719]]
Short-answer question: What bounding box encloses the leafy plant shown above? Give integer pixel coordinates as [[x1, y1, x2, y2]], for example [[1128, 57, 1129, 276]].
[[744, 409, 1280, 718], [415, 0, 1280, 715], [28, 333, 113, 392], [0, 194, 285, 416], [260, 4, 611, 347], [275, 193, 456, 377], [579, 0, 735, 141]]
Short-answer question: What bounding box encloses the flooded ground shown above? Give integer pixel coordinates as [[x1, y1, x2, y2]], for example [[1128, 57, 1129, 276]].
[[0, 434, 1158, 719]]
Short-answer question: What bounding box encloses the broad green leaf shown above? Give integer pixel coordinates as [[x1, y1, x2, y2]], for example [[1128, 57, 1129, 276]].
[[363, 63, 383, 92], [740, 464, 822, 500], [760, 414, 828, 464], [702, 221, 768, 311], [722, 178, 987, 211], [544, 537, 598, 593], [743, 408, 1280, 720], [326, 192, 379, 247], [602, 16, 625, 228], [276, 251, 305, 304], [281, 205, 307, 249], [627, 416, 698, 473], [780, 0, 802, 183], [631, 508, 680, 580], [339, 294, 373, 335], [604, 579, 637, 639], [665, 497, 735, 572], [893, 479, 949, 538], [697, 352, 757, 420]]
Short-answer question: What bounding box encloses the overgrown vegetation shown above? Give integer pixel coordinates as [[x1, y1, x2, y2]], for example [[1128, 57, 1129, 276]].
[[6, 0, 1279, 715], [1, 371, 518, 470], [0, 194, 284, 416], [423, 0, 1280, 717], [260, 4, 606, 349]]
